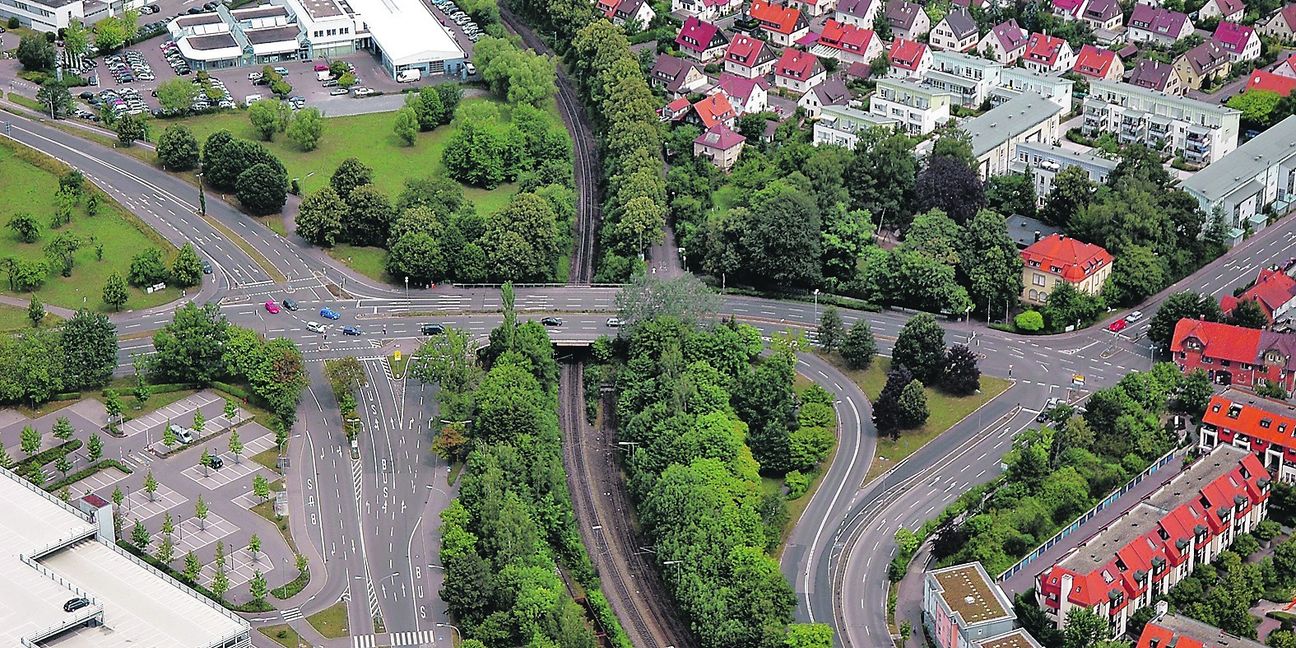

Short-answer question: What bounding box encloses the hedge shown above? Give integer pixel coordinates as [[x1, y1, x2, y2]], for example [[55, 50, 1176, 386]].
[[272, 566, 310, 599], [211, 381, 250, 400], [51, 391, 83, 402], [45, 459, 133, 492], [15, 439, 82, 473], [117, 541, 275, 612], [140, 382, 199, 395], [587, 589, 633, 648]]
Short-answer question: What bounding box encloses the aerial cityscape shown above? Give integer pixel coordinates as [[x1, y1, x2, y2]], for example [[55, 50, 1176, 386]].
[[1, 0, 1296, 643]]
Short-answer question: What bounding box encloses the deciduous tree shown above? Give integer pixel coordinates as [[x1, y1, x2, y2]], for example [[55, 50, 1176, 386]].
[[286, 107, 324, 151], [330, 157, 375, 199], [393, 107, 419, 146], [941, 344, 981, 395], [1148, 291, 1222, 347], [295, 187, 346, 247], [817, 306, 845, 352], [893, 313, 947, 383], [171, 243, 204, 287], [157, 125, 200, 171], [235, 162, 288, 216]]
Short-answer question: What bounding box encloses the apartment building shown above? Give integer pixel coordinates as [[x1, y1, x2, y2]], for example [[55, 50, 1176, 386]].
[[813, 103, 897, 148], [1180, 115, 1296, 244], [991, 67, 1074, 111], [1012, 141, 1118, 205], [965, 91, 1064, 179], [1200, 389, 1296, 483], [1036, 445, 1270, 638], [924, 50, 1003, 108], [1171, 318, 1296, 392], [924, 563, 1043, 648], [870, 77, 954, 134], [1081, 79, 1240, 165]]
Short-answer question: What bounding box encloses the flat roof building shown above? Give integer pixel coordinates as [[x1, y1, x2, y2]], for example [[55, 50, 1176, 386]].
[[1180, 114, 1296, 246], [0, 466, 250, 648], [813, 103, 896, 149], [963, 92, 1065, 178], [991, 66, 1073, 113], [1082, 79, 1240, 166], [1011, 141, 1118, 205], [870, 77, 954, 135], [923, 562, 1041, 648]]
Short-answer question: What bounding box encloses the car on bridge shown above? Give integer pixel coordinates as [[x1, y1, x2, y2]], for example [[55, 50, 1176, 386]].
[[264, 300, 280, 314], [342, 326, 362, 336], [320, 307, 341, 320], [282, 298, 299, 311]]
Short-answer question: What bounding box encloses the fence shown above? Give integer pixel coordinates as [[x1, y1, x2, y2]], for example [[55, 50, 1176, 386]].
[[996, 448, 1180, 582], [18, 549, 103, 646]]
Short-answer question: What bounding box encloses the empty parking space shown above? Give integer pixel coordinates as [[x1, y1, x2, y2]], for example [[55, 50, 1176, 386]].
[[120, 393, 219, 438], [173, 512, 236, 555], [118, 483, 188, 522], [180, 453, 268, 490], [68, 466, 130, 496], [199, 548, 275, 589]]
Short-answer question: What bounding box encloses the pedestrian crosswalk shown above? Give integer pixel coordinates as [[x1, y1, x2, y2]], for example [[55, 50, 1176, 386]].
[[280, 607, 303, 621], [351, 630, 436, 647]]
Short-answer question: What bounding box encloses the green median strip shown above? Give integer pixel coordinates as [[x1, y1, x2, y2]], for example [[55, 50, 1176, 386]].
[[199, 213, 287, 283]]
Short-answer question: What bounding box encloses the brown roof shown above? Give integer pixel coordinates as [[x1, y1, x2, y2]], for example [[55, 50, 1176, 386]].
[[188, 33, 239, 50], [244, 25, 302, 44]]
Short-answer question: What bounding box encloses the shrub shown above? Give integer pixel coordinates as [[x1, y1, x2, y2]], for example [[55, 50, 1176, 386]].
[[1015, 310, 1044, 332]]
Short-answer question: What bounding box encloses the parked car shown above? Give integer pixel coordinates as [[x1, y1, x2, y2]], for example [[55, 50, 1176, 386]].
[[465, 62, 476, 75], [273, 66, 289, 75], [207, 454, 224, 469], [307, 321, 325, 333], [169, 424, 195, 444], [352, 87, 373, 97], [420, 323, 444, 335], [282, 298, 299, 311], [329, 87, 349, 96], [63, 598, 91, 613], [264, 300, 280, 314], [540, 316, 563, 327], [1107, 318, 1127, 332], [342, 325, 362, 336], [320, 307, 341, 320], [314, 62, 329, 71]]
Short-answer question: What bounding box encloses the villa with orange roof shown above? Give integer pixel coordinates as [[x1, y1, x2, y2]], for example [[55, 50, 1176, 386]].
[[887, 37, 932, 78], [814, 19, 884, 65], [1036, 444, 1270, 635], [1072, 44, 1123, 80], [750, 0, 809, 46], [1171, 318, 1296, 391], [1019, 233, 1112, 305], [1246, 68, 1296, 96], [689, 92, 737, 129]]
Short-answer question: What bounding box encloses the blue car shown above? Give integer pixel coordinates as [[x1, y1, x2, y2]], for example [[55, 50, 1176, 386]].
[[320, 307, 341, 320]]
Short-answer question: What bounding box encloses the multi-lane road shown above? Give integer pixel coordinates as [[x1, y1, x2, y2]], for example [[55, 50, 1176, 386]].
[[8, 84, 1296, 648]]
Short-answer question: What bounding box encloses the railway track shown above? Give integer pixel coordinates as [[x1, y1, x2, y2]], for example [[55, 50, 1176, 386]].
[[559, 363, 694, 648]]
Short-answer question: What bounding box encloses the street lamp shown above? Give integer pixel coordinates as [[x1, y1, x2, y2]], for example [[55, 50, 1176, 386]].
[[404, 275, 409, 298], [437, 622, 461, 646], [813, 289, 820, 321]]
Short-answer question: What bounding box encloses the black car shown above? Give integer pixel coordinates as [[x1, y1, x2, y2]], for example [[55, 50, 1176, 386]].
[[207, 454, 224, 470], [540, 316, 563, 327], [201, 260, 213, 274], [342, 326, 362, 336], [420, 323, 444, 335], [63, 598, 90, 613], [282, 298, 299, 311]]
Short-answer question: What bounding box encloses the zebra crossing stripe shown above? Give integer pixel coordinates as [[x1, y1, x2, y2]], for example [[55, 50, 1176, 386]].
[[280, 607, 302, 621], [387, 630, 435, 646], [351, 635, 375, 648]]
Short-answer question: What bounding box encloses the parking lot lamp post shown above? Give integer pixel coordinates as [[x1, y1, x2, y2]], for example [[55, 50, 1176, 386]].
[[405, 275, 409, 298], [813, 289, 819, 321], [436, 623, 461, 646]]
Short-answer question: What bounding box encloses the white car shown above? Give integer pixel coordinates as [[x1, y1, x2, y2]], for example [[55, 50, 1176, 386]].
[[1127, 310, 1144, 323], [606, 317, 623, 327], [464, 62, 476, 75], [247, 72, 262, 81], [244, 94, 263, 106], [352, 87, 373, 97], [307, 321, 325, 333]]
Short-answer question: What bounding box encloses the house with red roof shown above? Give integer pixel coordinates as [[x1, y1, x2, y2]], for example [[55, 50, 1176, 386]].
[[689, 92, 737, 129], [649, 54, 709, 98], [1022, 32, 1076, 74], [659, 96, 692, 122], [1073, 44, 1123, 80], [930, 8, 979, 52], [724, 34, 778, 78], [1137, 612, 1267, 648], [1201, 0, 1246, 22], [887, 37, 932, 78], [1276, 57, 1296, 78], [1213, 21, 1262, 63], [1036, 444, 1270, 636], [977, 19, 1028, 64], [1128, 59, 1184, 95], [814, 19, 884, 65], [1050, 0, 1085, 19], [750, 0, 810, 46], [708, 73, 770, 114], [1260, 4, 1296, 43], [884, 0, 930, 40], [1019, 233, 1111, 305], [1174, 40, 1231, 91], [1171, 318, 1296, 391], [672, 0, 741, 21], [774, 48, 827, 94], [694, 122, 746, 171], [833, 0, 879, 28], [789, 0, 837, 17], [1221, 268, 1296, 325], [1246, 68, 1296, 95], [1128, 5, 1194, 45], [675, 17, 730, 61], [1200, 388, 1296, 483]]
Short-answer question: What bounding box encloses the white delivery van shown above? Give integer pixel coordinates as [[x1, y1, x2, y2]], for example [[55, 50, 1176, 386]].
[[316, 70, 332, 82], [397, 69, 422, 83]]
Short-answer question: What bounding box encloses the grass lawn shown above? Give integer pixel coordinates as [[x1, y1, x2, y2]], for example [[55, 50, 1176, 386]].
[[825, 355, 1013, 484], [306, 602, 350, 639], [0, 304, 65, 332], [259, 624, 309, 648], [713, 185, 743, 211], [251, 448, 283, 474], [327, 244, 390, 284], [0, 138, 182, 312], [389, 353, 409, 379]]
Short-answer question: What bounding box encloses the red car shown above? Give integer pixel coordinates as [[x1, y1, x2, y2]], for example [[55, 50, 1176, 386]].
[[1107, 318, 1127, 332], [264, 300, 280, 314], [314, 63, 329, 72]]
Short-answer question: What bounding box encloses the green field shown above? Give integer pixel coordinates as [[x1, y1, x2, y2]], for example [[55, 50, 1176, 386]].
[[306, 602, 350, 639], [0, 139, 181, 311], [0, 303, 66, 332], [826, 355, 1013, 483], [160, 96, 551, 207]]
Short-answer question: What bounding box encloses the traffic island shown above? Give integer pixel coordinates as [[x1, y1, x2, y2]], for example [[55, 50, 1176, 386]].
[[305, 602, 349, 639], [259, 624, 310, 648]]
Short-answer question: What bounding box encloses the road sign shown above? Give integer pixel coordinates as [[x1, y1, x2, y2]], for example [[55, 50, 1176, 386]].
[[394, 350, 401, 362]]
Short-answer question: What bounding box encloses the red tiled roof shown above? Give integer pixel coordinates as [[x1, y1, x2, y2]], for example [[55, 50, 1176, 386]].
[[693, 93, 736, 127], [1278, 4, 1296, 32], [1074, 44, 1118, 78], [751, 0, 804, 34], [676, 17, 725, 54], [1222, 268, 1296, 318], [775, 48, 823, 79], [725, 34, 770, 66], [1203, 391, 1296, 452], [1171, 319, 1264, 364], [1214, 21, 1256, 53], [1210, 0, 1246, 16], [820, 19, 877, 54], [889, 37, 927, 69], [1020, 233, 1111, 282], [1246, 69, 1296, 96], [1137, 623, 1206, 648], [1024, 32, 1069, 66], [1052, 0, 1083, 15]]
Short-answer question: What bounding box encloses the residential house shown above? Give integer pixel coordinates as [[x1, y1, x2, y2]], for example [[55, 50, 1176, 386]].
[[694, 123, 746, 170], [774, 48, 827, 94], [885, 0, 930, 40], [1079, 0, 1123, 32], [608, 0, 654, 27], [675, 17, 729, 61], [978, 19, 1029, 64], [1128, 58, 1184, 95], [1180, 115, 1296, 244], [966, 91, 1065, 178], [724, 34, 778, 78], [649, 55, 709, 98], [690, 92, 737, 128], [1073, 44, 1124, 80], [833, 0, 878, 27], [709, 73, 770, 114], [750, 0, 809, 46], [789, 0, 836, 17], [813, 103, 897, 148], [1214, 21, 1262, 63], [1246, 68, 1296, 95], [1172, 318, 1296, 391], [1174, 40, 1232, 91], [1051, 0, 1085, 20], [1020, 232, 1111, 303], [799, 75, 852, 116], [1137, 613, 1266, 648], [992, 67, 1074, 111], [888, 37, 933, 77], [1221, 268, 1296, 325], [1022, 32, 1076, 74], [930, 8, 980, 52], [660, 96, 692, 122], [870, 77, 954, 134], [923, 563, 1042, 648], [1199, 390, 1296, 483], [672, 0, 741, 21], [1277, 58, 1296, 78], [1036, 445, 1270, 637], [813, 19, 884, 65], [1011, 141, 1118, 205], [1200, 0, 1246, 22], [1128, 5, 1194, 45], [1082, 79, 1240, 165], [925, 50, 1003, 107], [1260, 4, 1296, 42]]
